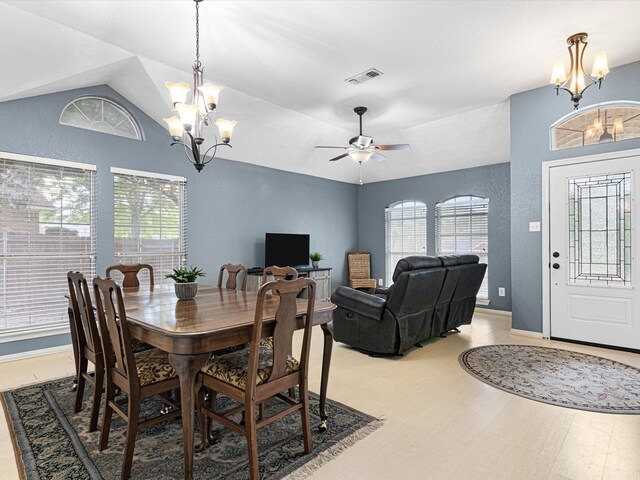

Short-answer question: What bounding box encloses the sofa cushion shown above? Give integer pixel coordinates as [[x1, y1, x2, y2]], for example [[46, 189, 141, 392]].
[[392, 256, 442, 282]]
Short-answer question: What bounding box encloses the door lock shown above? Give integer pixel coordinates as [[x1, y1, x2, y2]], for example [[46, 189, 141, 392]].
[[552, 263, 560, 269], [553, 252, 560, 258]]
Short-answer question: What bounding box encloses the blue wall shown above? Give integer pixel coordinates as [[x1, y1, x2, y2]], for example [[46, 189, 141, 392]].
[[357, 163, 512, 311], [510, 60, 640, 332], [0, 85, 358, 356]]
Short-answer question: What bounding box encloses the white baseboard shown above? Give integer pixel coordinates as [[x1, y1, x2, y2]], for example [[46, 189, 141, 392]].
[[0, 344, 72, 364], [510, 328, 544, 339], [477, 308, 512, 318]]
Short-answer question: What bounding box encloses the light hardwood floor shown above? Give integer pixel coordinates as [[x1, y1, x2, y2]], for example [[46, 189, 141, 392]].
[[2, 311, 640, 480]]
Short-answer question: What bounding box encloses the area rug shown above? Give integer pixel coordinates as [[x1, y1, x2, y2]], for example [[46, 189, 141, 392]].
[[459, 344, 640, 414], [1, 376, 382, 479]]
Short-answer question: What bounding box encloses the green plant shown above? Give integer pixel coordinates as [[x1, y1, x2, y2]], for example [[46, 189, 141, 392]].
[[309, 252, 323, 262], [165, 265, 205, 283]]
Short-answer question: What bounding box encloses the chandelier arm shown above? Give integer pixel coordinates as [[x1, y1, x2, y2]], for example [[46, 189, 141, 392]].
[[202, 143, 232, 160]]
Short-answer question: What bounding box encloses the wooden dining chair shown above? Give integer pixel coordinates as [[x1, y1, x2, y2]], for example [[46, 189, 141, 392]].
[[106, 263, 154, 288], [347, 252, 377, 292], [196, 277, 316, 480], [67, 271, 104, 432], [218, 263, 248, 290], [93, 276, 181, 480], [260, 265, 298, 284]]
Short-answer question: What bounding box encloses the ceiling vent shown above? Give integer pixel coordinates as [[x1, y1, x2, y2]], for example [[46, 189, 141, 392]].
[[345, 68, 384, 85]]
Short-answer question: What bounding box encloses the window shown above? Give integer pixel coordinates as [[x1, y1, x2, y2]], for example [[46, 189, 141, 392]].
[[385, 201, 427, 285], [0, 153, 96, 333], [60, 96, 142, 140], [551, 101, 640, 151], [112, 168, 186, 284], [436, 195, 489, 300]]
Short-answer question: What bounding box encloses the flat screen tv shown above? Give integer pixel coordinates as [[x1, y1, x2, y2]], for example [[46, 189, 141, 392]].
[[265, 233, 310, 268]]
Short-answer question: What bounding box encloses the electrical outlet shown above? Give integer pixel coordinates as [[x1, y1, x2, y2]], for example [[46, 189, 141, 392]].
[[378, 278, 384, 286], [529, 221, 541, 232], [498, 287, 506, 297]]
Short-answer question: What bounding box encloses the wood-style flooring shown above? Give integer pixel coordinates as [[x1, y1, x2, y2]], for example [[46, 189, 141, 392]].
[[1, 311, 639, 480]]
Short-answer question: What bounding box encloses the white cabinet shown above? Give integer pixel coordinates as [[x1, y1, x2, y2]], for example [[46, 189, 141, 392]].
[[246, 268, 332, 301]]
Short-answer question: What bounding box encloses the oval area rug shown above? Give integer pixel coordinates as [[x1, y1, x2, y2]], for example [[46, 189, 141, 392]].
[[459, 344, 640, 414]]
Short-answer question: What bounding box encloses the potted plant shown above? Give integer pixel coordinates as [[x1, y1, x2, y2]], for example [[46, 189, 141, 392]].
[[165, 266, 205, 300], [309, 252, 323, 269]]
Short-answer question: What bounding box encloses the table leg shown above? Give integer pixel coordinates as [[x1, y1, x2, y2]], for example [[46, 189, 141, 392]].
[[169, 353, 209, 480], [318, 321, 334, 432]]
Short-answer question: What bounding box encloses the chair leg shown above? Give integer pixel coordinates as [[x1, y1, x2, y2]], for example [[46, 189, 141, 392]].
[[74, 357, 88, 413], [245, 401, 260, 480], [99, 382, 115, 451], [299, 381, 312, 453], [121, 399, 140, 480], [89, 362, 103, 433], [207, 391, 219, 445], [195, 383, 207, 452]]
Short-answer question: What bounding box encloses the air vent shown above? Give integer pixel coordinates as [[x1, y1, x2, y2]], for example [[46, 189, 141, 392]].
[[345, 68, 384, 85]]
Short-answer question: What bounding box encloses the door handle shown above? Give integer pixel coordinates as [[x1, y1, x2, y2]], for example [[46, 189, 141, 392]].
[[552, 263, 560, 269]]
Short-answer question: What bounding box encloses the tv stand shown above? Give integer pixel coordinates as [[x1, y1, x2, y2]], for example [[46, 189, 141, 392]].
[[246, 266, 332, 301]]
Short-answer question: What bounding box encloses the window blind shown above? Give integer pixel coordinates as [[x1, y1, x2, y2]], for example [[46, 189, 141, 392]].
[[384, 201, 427, 286], [436, 196, 489, 300], [0, 155, 96, 333], [113, 171, 187, 285]]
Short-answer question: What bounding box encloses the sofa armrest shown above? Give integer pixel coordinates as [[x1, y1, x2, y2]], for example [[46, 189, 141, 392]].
[[330, 286, 386, 321]]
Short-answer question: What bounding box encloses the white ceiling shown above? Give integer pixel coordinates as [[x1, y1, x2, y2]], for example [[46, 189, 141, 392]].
[[2, 1, 640, 183]]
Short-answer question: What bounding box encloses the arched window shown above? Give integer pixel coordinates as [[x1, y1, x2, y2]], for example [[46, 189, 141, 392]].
[[436, 195, 489, 301], [551, 101, 640, 151], [60, 96, 142, 140], [384, 200, 427, 285]]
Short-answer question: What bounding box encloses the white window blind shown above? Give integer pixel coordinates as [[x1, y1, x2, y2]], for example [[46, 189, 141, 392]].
[[436, 195, 489, 300], [0, 155, 96, 333], [113, 170, 186, 284], [385, 201, 427, 286]]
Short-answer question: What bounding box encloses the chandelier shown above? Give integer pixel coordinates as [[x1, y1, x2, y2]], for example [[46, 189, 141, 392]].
[[163, 0, 237, 172], [550, 32, 609, 110]]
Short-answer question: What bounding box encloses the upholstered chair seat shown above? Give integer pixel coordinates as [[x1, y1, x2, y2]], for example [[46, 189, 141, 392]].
[[131, 338, 154, 353], [134, 349, 179, 386]]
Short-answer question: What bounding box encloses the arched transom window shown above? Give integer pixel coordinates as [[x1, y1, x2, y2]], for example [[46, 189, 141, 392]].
[[384, 200, 427, 285], [436, 195, 489, 301], [60, 96, 142, 140], [551, 101, 640, 151]]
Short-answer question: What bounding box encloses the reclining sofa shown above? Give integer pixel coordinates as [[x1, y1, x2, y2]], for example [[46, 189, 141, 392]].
[[330, 255, 487, 355]]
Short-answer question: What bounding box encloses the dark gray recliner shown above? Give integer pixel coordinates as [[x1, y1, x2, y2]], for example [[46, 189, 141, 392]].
[[331, 255, 487, 355]]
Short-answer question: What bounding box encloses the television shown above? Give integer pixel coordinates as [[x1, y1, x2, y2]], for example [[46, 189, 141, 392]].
[[265, 233, 310, 268]]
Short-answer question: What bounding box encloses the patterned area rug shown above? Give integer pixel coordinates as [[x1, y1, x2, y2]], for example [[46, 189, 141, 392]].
[[459, 345, 640, 414], [1, 376, 382, 479]]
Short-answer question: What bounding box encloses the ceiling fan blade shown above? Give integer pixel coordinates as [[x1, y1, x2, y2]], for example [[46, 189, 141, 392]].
[[315, 145, 348, 149], [329, 153, 349, 162], [375, 144, 410, 151], [371, 152, 386, 162]]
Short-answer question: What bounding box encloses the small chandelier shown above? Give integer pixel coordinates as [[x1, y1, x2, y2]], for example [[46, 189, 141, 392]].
[[163, 0, 237, 172], [550, 32, 609, 110]]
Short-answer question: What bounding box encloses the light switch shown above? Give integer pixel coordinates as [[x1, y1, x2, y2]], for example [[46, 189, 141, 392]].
[[498, 287, 506, 297], [529, 221, 541, 232]]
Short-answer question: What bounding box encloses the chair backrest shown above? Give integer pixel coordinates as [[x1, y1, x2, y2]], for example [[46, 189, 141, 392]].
[[217, 263, 248, 291], [67, 271, 101, 355], [347, 252, 373, 280], [106, 263, 154, 288], [261, 265, 298, 285], [93, 276, 138, 389], [247, 278, 315, 391]]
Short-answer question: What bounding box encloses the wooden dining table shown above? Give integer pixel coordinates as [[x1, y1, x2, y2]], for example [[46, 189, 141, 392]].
[[118, 283, 335, 480]]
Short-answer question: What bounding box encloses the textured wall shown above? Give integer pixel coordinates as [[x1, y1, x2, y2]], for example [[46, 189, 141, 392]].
[[357, 163, 511, 311], [0, 85, 358, 356], [510, 60, 640, 332]]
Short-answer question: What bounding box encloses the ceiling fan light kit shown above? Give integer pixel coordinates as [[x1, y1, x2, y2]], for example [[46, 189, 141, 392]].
[[550, 32, 609, 110], [163, 0, 237, 172]]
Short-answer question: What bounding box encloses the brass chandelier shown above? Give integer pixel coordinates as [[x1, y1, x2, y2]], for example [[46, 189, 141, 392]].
[[550, 32, 609, 110], [163, 0, 237, 172]]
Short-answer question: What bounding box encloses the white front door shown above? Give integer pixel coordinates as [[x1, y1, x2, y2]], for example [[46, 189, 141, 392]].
[[549, 155, 640, 349]]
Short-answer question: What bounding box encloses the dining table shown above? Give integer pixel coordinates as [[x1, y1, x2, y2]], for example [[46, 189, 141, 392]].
[[118, 283, 336, 480]]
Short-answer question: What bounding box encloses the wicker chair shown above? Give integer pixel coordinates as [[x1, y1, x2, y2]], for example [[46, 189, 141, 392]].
[[347, 252, 377, 293]]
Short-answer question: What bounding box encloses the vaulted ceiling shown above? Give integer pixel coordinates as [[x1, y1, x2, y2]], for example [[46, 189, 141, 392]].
[[2, 1, 640, 183]]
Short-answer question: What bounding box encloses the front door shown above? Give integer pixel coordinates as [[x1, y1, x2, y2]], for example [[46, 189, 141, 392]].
[[549, 155, 640, 349]]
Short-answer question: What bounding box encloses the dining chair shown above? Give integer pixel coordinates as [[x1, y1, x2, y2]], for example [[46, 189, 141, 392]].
[[347, 252, 377, 292], [196, 277, 316, 480], [93, 276, 181, 480], [106, 263, 155, 288], [260, 265, 298, 284], [67, 271, 104, 432], [217, 263, 248, 290]]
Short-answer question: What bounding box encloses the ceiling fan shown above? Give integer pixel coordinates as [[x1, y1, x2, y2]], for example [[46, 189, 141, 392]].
[[316, 106, 409, 163]]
